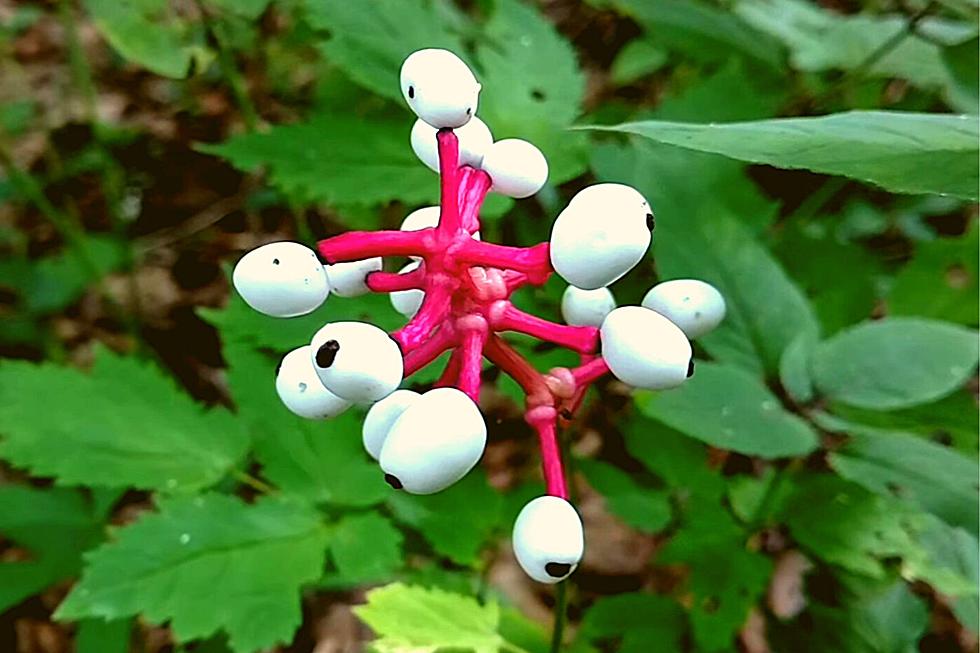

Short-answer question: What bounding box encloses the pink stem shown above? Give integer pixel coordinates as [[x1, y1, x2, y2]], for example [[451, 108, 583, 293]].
[[482, 334, 551, 401], [456, 321, 488, 402], [455, 240, 552, 282], [527, 407, 568, 499], [436, 129, 461, 237], [318, 230, 430, 263], [503, 270, 530, 292], [493, 304, 599, 354], [402, 326, 456, 377], [435, 348, 462, 388], [366, 268, 424, 293], [458, 167, 491, 234], [571, 356, 609, 387], [393, 276, 454, 350]]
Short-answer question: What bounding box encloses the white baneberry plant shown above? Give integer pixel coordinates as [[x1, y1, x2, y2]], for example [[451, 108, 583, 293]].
[[232, 48, 726, 584]]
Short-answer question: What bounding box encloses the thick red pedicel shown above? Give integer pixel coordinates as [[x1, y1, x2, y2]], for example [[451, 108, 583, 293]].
[[317, 129, 611, 499]]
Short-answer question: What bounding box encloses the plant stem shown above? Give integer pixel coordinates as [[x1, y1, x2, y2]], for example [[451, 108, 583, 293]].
[[233, 470, 275, 494], [58, 0, 98, 123], [194, 0, 261, 132], [550, 581, 568, 653]]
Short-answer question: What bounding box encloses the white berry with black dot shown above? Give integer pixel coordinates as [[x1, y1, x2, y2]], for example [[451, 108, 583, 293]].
[[310, 321, 404, 403], [512, 495, 584, 584], [642, 279, 726, 339], [325, 257, 383, 298], [232, 242, 329, 317], [550, 184, 653, 290], [275, 346, 351, 419], [561, 286, 616, 327], [411, 117, 493, 171], [481, 139, 548, 199], [389, 262, 425, 318], [400, 49, 481, 129], [362, 389, 421, 460], [379, 388, 487, 494], [600, 306, 693, 389]]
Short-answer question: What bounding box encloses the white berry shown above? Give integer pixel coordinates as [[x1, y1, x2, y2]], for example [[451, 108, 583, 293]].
[[325, 258, 383, 298], [481, 139, 548, 199], [512, 496, 584, 584], [275, 346, 351, 419], [389, 262, 425, 318], [400, 49, 481, 129], [561, 286, 616, 327], [310, 321, 404, 403], [550, 184, 653, 290], [642, 279, 726, 339], [411, 117, 493, 171], [600, 306, 692, 390], [379, 388, 487, 494], [232, 242, 329, 317], [362, 389, 421, 460]]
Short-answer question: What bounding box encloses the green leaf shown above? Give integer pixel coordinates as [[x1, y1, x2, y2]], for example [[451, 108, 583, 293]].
[[914, 518, 979, 632], [810, 317, 979, 410], [583, 112, 980, 200], [609, 39, 668, 86], [943, 36, 980, 113], [76, 618, 132, 653], [823, 419, 979, 532], [637, 362, 819, 458], [577, 459, 671, 533], [200, 114, 440, 206], [579, 592, 686, 653], [57, 494, 329, 653], [388, 469, 503, 566], [0, 486, 103, 613], [779, 332, 816, 403], [353, 583, 507, 653], [205, 0, 270, 20], [329, 512, 404, 582], [84, 0, 197, 78], [888, 220, 979, 325], [0, 348, 248, 491]]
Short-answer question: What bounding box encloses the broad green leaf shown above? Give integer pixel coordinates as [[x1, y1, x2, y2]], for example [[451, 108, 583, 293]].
[[353, 583, 509, 653], [888, 220, 979, 325], [779, 332, 816, 403], [388, 469, 503, 566], [821, 419, 979, 532], [84, 0, 197, 78], [914, 518, 979, 632], [76, 618, 132, 653], [579, 592, 686, 653], [329, 512, 404, 582], [476, 0, 588, 184], [0, 486, 102, 613], [637, 362, 819, 458], [200, 114, 440, 206], [577, 458, 672, 533], [943, 36, 980, 113], [0, 348, 248, 491], [810, 317, 979, 410], [727, 468, 778, 524], [584, 112, 980, 200], [57, 494, 329, 653], [609, 39, 668, 86]]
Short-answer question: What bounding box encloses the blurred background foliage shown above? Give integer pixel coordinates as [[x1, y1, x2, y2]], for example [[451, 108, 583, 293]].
[[0, 0, 977, 652]]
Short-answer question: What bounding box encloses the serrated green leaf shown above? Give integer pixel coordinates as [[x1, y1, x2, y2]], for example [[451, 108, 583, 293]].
[[387, 469, 502, 566], [200, 114, 440, 207], [57, 493, 329, 653], [577, 458, 671, 533], [584, 112, 980, 200], [810, 317, 979, 410], [637, 362, 819, 458], [76, 618, 132, 653], [579, 592, 685, 653], [329, 512, 404, 582], [353, 583, 507, 653], [84, 0, 197, 78], [0, 348, 248, 491]]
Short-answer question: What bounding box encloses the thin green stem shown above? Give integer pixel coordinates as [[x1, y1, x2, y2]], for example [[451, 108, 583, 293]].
[[195, 0, 261, 132], [549, 581, 568, 653], [58, 0, 98, 123], [233, 470, 276, 494]]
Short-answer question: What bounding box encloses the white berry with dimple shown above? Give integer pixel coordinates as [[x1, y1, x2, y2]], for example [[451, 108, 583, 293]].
[[232, 242, 329, 317], [310, 321, 403, 403], [411, 117, 493, 171], [642, 279, 726, 339], [325, 257, 382, 297], [550, 184, 653, 290], [362, 389, 421, 460], [561, 286, 616, 327], [275, 346, 351, 419], [600, 306, 692, 389], [389, 262, 425, 318], [400, 49, 481, 129], [512, 496, 584, 584], [379, 388, 487, 494], [481, 139, 548, 199]]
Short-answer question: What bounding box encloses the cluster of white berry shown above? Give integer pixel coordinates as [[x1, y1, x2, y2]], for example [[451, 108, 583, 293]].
[[231, 48, 725, 584]]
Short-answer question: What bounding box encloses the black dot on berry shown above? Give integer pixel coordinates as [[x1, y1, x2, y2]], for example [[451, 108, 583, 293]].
[[466, 107, 472, 115], [646, 213, 655, 230], [408, 86, 414, 99], [273, 258, 280, 265], [315, 340, 340, 368], [384, 474, 403, 490], [545, 562, 571, 578], [687, 359, 695, 377]]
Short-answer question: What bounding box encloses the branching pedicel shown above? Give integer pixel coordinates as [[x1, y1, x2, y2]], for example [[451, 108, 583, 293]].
[[232, 48, 726, 584]]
